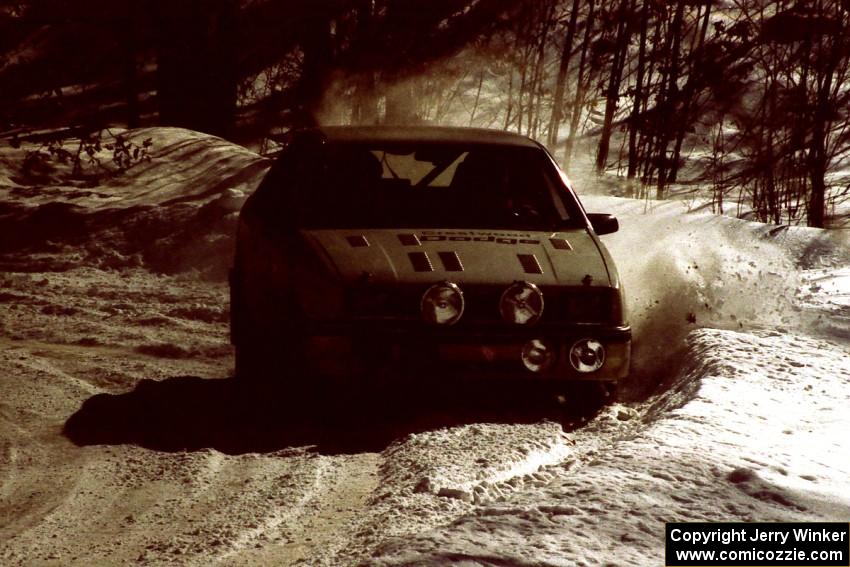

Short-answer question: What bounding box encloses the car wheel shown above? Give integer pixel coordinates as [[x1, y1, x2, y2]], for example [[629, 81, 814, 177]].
[[234, 342, 263, 382], [559, 381, 617, 430], [234, 335, 307, 392]]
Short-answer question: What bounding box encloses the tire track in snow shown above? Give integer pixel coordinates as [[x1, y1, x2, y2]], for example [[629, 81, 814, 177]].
[[211, 456, 330, 565], [215, 453, 381, 566], [287, 454, 382, 566], [314, 416, 653, 565]]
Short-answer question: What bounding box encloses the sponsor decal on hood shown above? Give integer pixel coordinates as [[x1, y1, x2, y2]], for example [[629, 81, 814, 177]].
[[301, 228, 612, 287]]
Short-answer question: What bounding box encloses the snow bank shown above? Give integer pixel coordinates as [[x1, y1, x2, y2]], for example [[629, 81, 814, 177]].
[[360, 195, 850, 566], [298, 422, 577, 565], [367, 327, 850, 566], [582, 195, 850, 396], [799, 267, 850, 340], [0, 127, 269, 278]]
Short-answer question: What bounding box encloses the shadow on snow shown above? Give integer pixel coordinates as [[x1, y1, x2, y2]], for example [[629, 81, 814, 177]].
[[63, 375, 610, 455]]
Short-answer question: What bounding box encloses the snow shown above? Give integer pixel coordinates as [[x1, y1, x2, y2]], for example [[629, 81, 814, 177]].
[[365, 329, 850, 566], [0, 127, 848, 566]]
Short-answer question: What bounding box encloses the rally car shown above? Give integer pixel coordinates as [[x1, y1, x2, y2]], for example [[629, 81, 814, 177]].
[[230, 126, 630, 393]]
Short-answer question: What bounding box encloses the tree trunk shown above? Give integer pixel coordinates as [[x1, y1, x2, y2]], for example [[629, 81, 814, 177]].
[[764, 76, 779, 224], [154, 0, 237, 138], [529, 1, 555, 139], [595, 0, 634, 173], [639, 14, 663, 185], [351, 1, 378, 125], [547, 0, 582, 147], [563, 0, 596, 170], [627, 0, 649, 179], [469, 69, 484, 126], [297, 10, 333, 127], [504, 70, 515, 130], [384, 81, 417, 125], [352, 72, 378, 125], [121, 4, 141, 128], [516, 50, 529, 134], [808, 149, 826, 228], [807, 49, 836, 228], [654, 0, 686, 198], [669, 0, 712, 183]]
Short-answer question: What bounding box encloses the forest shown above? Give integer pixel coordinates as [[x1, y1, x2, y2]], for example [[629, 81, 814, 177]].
[[1, 4, 850, 564], [1, 0, 849, 227]]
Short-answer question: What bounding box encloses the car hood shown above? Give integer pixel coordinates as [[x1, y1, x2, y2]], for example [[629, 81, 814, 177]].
[[301, 228, 612, 287]]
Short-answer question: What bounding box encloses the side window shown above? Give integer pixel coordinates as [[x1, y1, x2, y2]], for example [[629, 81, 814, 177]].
[[252, 136, 323, 227], [252, 154, 291, 210]]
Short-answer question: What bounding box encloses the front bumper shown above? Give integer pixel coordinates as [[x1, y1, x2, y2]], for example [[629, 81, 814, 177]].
[[303, 323, 631, 382]]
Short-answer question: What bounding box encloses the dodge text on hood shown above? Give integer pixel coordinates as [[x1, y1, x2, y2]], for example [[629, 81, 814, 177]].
[[302, 229, 612, 287]]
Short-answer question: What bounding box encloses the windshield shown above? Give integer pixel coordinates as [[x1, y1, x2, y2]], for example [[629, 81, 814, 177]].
[[275, 141, 582, 231]]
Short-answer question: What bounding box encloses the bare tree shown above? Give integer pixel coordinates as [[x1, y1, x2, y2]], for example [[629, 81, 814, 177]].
[[547, 0, 582, 147], [595, 0, 635, 173], [563, 0, 597, 169]]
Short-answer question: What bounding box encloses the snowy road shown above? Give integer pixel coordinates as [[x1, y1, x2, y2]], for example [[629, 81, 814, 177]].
[[1, 129, 848, 566]]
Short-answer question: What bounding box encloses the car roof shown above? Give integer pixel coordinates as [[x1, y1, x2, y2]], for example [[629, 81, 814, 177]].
[[313, 125, 542, 149]]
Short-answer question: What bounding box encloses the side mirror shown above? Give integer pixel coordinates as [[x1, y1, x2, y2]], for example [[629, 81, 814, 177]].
[[586, 213, 619, 235]]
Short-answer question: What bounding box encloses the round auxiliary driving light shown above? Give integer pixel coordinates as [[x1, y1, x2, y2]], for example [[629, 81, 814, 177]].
[[500, 281, 544, 325], [521, 339, 557, 373], [569, 338, 605, 373], [421, 282, 465, 325]]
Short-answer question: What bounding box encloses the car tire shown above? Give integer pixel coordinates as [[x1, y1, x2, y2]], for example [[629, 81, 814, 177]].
[[234, 343, 263, 382], [234, 334, 307, 389], [560, 381, 617, 430], [231, 271, 308, 390]]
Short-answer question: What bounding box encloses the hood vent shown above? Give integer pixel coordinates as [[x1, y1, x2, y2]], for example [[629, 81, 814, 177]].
[[550, 238, 572, 250], [517, 253, 543, 275], [397, 233, 421, 246], [346, 235, 370, 247], [408, 251, 434, 272], [438, 251, 464, 272]]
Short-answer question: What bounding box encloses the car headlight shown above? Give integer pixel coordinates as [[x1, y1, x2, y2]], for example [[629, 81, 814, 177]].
[[421, 282, 464, 325], [569, 338, 605, 372], [521, 339, 557, 372], [500, 281, 544, 325]]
